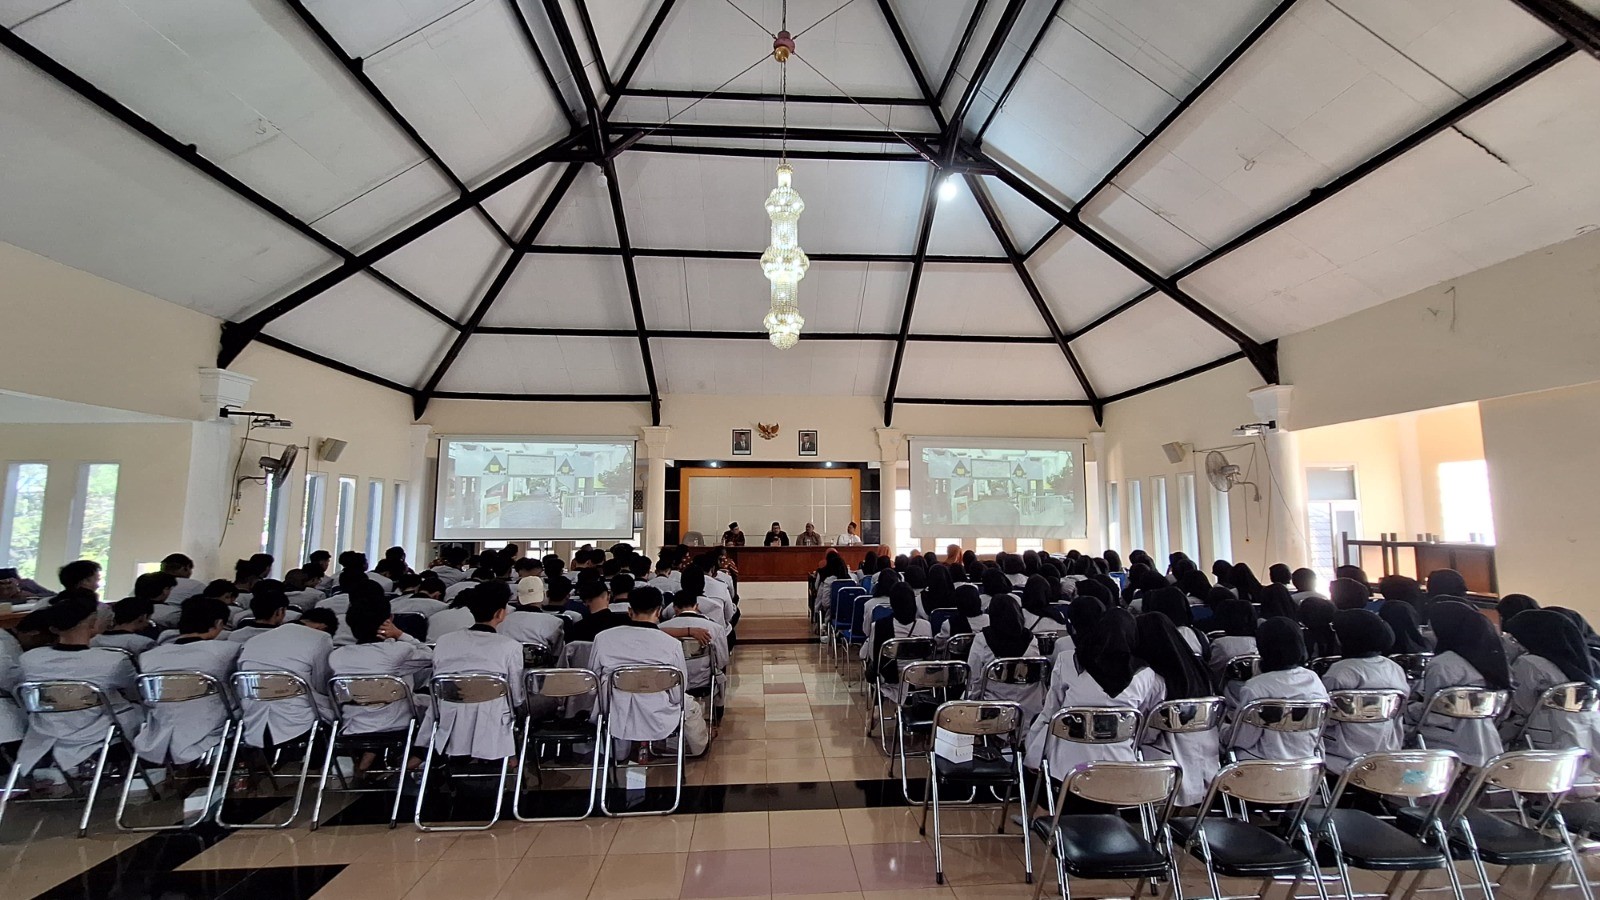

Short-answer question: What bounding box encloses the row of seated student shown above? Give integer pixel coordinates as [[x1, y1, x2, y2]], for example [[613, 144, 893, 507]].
[[0, 543, 734, 798]]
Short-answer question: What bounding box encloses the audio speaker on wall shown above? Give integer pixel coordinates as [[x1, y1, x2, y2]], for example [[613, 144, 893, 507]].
[[1161, 441, 1186, 464], [317, 438, 348, 462]]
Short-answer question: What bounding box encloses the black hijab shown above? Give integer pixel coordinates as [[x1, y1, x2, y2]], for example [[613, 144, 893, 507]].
[[1550, 607, 1600, 670], [1496, 594, 1539, 623], [1426, 568, 1469, 600], [1379, 599, 1430, 655], [1429, 600, 1511, 689], [924, 564, 956, 615], [1333, 609, 1393, 659], [1258, 616, 1308, 673], [1136, 613, 1211, 700], [1103, 550, 1123, 573], [1231, 563, 1263, 603], [1079, 608, 1139, 696], [1178, 570, 1212, 601], [1505, 609, 1599, 687], [1020, 575, 1059, 621], [1259, 583, 1298, 621], [1378, 575, 1423, 609], [1143, 586, 1193, 628], [983, 593, 1034, 659], [888, 583, 920, 627], [1075, 578, 1113, 608], [1300, 596, 1340, 659], [1067, 595, 1106, 639], [1214, 599, 1258, 638], [1330, 578, 1370, 611], [981, 567, 1013, 599]]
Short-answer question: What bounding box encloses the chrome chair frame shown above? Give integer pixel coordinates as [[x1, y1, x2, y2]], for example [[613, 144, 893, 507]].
[[890, 660, 969, 803], [1135, 697, 1226, 762], [414, 672, 517, 832], [1221, 698, 1327, 821], [920, 700, 1032, 886], [598, 665, 686, 817], [679, 636, 720, 731], [218, 670, 327, 829], [1033, 706, 1143, 822], [1165, 758, 1330, 900], [1035, 759, 1183, 900], [513, 668, 603, 822], [1507, 680, 1600, 750], [1405, 686, 1509, 751], [868, 636, 935, 749], [1309, 749, 1464, 900], [314, 675, 418, 830], [116, 671, 234, 832], [973, 656, 1051, 704], [1389, 652, 1435, 687]]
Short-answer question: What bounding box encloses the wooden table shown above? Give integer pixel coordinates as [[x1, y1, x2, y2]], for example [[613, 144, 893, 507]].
[[667, 545, 887, 582]]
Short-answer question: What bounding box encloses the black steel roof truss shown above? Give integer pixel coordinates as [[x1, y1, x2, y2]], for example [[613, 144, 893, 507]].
[[882, 168, 942, 427]]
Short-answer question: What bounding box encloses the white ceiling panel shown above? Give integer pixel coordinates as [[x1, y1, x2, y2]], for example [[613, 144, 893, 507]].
[[438, 334, 649, 394], [1027, 229, 1151, 331], [482, 165, 566, 236], [1072, 294, 1239, 397], [575, 0, 656, 77], [896, 342, 1087, 401], [535, 168, 620, 247], [1077, 184, 1208, 274], [302, 0, 474, 59], [373, 209, 509, 321], [980, 175, 1057, 252], [485, 254, 638, 329], [653, 338, 893, 396], [637, 257, 909, 334], [16, 0, 426, 223], [886, 0, 975, 92], [312, 162, 456, 251], [1, 0, 64, 28], [1326, 0, 1563, 95], [265, 272, 454, 387], [364, 0, 570, 184], [0, 54, 335, 319], [1052, 0, 1281, 99], [1454, 55, 1600, 212], [926, 178, 1005, 257], [615, 153, 929, 254], [910, 264, 1049, 336]]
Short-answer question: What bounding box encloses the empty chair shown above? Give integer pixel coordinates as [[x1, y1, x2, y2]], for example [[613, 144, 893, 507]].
[[414, 673, 517, 832], [1309, 749, 1465, 900], [1166, 758, 1330, 900], [890, 660, 969, 802], [514, 668, 604, 822], [314, 675, 419, 830], [1033, 758, 1182, 900], [218, 670, 329, 829], [1135, 697, 1225, 808], [116, 672, 234, 832], [598, 665, 686, 817], [920, 700, 1032, 886], [1, 680, 159, 838]]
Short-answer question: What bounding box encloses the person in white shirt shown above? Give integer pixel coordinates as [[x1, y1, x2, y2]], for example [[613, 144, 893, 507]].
[[514, 557, 545, 608], [416, 589, 525, 761], [1289, 568, 1328, 604], [390, 573, 450, 619], [445, 566, 495, 602], [329, 598, 433, 773], [676, 568, 729, 633], [663, 592, 728, 700], [646, 557, 682, 594], [135, 596, 241, 768], [591, 588, 692, 760], [428, 546, 471, 587], [161, 553, 207, 606], [1226, 617, 1331, 762], [835, 521, 863, 546]]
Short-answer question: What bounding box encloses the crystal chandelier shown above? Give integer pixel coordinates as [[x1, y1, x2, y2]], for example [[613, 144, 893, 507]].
[[761, 27, 806, 349]]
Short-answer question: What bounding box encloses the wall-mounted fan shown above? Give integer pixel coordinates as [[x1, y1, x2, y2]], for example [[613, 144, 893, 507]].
[[1205, 450, 1260, 501], [258, 444, 298, 490]]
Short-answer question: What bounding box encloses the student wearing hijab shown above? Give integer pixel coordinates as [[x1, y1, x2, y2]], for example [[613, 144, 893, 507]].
[[1207, 599, 1259, 684], [1102, 550, 1124, 574], [1550, 607, 1600, 669], [1268, 564, 1293, 588], [1408, 600, 1510, 768], [903, 564, 928, 612], [962, 551, 983, 584], [966, 594, 1044, 718], [864, 584, 932, 694], [1258, 583, 1299, 622], [1377, 575, 1424, 611], [1329, 578, 1371, 612], [940, 585, 988, 638], [1143, 587, 1207, 657], [1211, 560, 1236, 595], [1227, 617, 1330, 761], [1425, 569, 1470, 602], [1300, 597, 1341, 660], [1180, 570, 1213, 604], [1019, 576, 1065, 635], [1230, 563, 1264, 604], [922, 564, 957, 617], [1051, 594, 1106, 669], [863, 569, 902, 622], [1134, 612, 1220, 805], [1380, 599, 1432, 655], [1321, 610, 1407, 774], [979, 568, 1014, 610], [1501, 610, 1600, 771], [1024, 609, 1163, 783], [1496, 594, 1539, 662]]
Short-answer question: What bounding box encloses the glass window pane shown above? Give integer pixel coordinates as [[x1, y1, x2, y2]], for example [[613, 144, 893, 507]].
[[1438, 460, 1495, 544], [1107, 482, 1120, 552], [975, 538, 1002, 555], [2, 463, 49, 580], [366, 480, 384, 560], [391, 482, 409, 549], [1151, 476, 1169, 563], [1212, 486, 1234, 563], [335, 477, 356, 553], [1016, 539, 1044, 552], [71, 463, 118, 568], [301, 473, 327, 562], [1178, 473, 1199, 560], [1127, 480, 1145, 554]]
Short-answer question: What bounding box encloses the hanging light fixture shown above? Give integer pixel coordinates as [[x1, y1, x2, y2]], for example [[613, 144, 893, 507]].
[[761, 24, 806, 349]]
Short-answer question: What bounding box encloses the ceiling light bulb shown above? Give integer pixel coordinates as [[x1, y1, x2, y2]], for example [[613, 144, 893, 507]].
[[938, 175, 960, 202]]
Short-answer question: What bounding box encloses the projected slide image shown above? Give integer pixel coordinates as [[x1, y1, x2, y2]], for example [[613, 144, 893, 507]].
[[920, 447, 1077, 532], [437, 438, 635, 540]]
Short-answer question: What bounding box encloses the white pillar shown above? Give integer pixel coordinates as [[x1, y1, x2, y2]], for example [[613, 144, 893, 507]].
[[1088, 431, 1107, 550], [184, 368, 257, 578], [1249, 384, 1308, 571], [640, 426, 671, 554], [875, 427, 903, 548], [407, 424, 432, 562]]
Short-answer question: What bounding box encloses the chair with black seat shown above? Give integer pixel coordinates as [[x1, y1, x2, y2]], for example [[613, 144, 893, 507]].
[[1035, 632, 1058, 657], [1031, 707, 1142, 820], [115, 671, 234, 832], [1033, 758, 1183, 900], [598, 664, 686, 817], [943, 632, 975, 662], [313, 675, 418, 830], [1322, 688, 1407, 796], [1405, 686, 1509, 753], [920, 699, 1032, 886], [1395, 747, 1593, 900], [1309, 749, 1464, 900], [414, 672, 517, 832], [868, 636, 935, 748], [890, 660, 969, 802], [1166, 758, 1330, 900], [1390, 652, 1435, 687], [678, 636, 720, 731], [218, 670, 328, 830], [514, 668, 603, 822]]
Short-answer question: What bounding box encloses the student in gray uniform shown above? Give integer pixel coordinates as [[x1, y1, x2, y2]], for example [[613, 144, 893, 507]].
[[1143, 587, 1207, 658], [591, 587, 692, 761], [135, 596, 241, 768], [13, 594, 144, 785], [1501, 609, 1600, 774], [329, 597, 432, 772], [236, 603, 336, 750], [1135, 611, 1221, 806], [137, 573, 184, 630], [497, 584, 567, 658], [1226, 616, 1329, 762], [1207, 599, 1259, 685], [229, 588, 293, 643], [1321, 609, 1408, 775], [964, 593, 1042, 718], [161, 554, 207, 606], [282, 568, 326, 611], [1407, 600, 1510, 768], [664, 590, 729, 708], [92, 597, 157, 655], [417, 588, 524, 762]]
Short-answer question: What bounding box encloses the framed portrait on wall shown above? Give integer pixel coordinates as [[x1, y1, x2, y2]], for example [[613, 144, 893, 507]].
[[732, 429, 752, 455], [798, 430, 818, 456]]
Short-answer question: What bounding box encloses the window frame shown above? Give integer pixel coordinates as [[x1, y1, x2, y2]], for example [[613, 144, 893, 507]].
[[66, 462, 119, 566], [1, 461, 50, 580]]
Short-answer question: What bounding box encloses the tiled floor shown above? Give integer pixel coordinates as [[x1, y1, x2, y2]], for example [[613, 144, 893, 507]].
[[3, 596, 1597, 899]]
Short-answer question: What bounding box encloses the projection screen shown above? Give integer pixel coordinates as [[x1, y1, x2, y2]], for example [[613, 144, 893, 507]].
[[434, 436, 636, 541], [909, 437, 1087, 540]]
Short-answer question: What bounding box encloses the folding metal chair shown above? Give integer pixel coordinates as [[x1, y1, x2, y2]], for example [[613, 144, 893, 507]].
[[1389, 652, 1435, 687], [1323, 688, 1407, 782], [1032, 706, 1142, 820], [868, 636, 935, 747], [414, 672, 517, 832], [920, 700, 1032, 885], [1396, 748, 1593, 900], [0, 680, 158, 837], [1165, 758, 1330, 900], [679, 636, 720, 731], [1035, 632, 1058, 656], [1136, 697, 1226, 761], [1309, 656, 1341, 677], [1405, 686, 1509, 752], [314, 675, 418, 830], [943, 632, 976, 661], [598, 664, 686, 817], [831, 588, 869, 669], [1507, 680, 1600, 750], [514, 668, 603, 822], [1219, 654, 1260, 688], [1221, 698, 1327, 821], [890, 660, 969, 802], [218, 670, 328, 829], [1309, 749, 1464, 900], [1034, 758, 1183, 900], [116, 672, 233, 832], [521, 642, 557, 669]]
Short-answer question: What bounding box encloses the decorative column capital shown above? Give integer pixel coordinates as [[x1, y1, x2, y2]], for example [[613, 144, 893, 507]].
[[198, 367, 255, 419], [639, 425, 671, 458], [1248, 384, 1294, 430], [874, 427, 903, 462], [1087, 431, 1105, 460]]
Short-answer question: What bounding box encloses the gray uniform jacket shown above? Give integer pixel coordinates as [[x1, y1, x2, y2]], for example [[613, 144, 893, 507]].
[[134, 639, 241, 764], [419, 627, 525, 759], [660, 612, 728, 691], [1406, 650, 1504, 768], [1320, 656, 1408, 774], [328, 637, 434, 735], [591, 621, 689, 742], [1226, 667, 1330, 763], [1504, 653, 1600, 775], [16, 645, 144, 770], [237, 624, 335, 746], [965, 633, 1045, 721]]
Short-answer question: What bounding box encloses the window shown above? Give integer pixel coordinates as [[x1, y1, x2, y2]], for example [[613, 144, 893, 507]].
[[935, 538, 960, 555], [893, 489, 917, 555], [1106, 482, 1120, 552], [334, 476, 357, 553], [1177, 473, 1199, 560], [1127, 479, 1145, 553], [65, 463, 118, 567], [301, 472, 327, 562], [1016, 539, 1044, 552], [975, 538, 1003, 555], [1, 463, 48, 580], [365, 479, 384, 560], [1439, 460, 1495, 544], [1151, 476, 1170, 563], [390, 482, 409, 549], [1211, 483, 1234, 563], [1306, 466, 1360, 582], [261, 473, 291, 566]]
